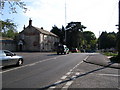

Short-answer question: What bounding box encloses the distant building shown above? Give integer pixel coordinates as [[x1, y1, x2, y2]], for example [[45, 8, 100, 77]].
[[16, 19, 59, 52], [0, 37, 16, 51]]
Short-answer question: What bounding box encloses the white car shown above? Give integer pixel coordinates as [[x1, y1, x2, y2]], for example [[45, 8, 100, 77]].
[[57, 45, 69, 55], [0, 50, 23, 67]]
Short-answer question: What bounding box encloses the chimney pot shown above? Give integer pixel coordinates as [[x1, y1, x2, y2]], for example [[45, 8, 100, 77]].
[[23, 25, 25, 29], [41, 27, 43, 29], [29, 18, 32, 26]]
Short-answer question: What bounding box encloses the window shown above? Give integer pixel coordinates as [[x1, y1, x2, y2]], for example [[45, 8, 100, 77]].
[[4, 51, 12, 56]]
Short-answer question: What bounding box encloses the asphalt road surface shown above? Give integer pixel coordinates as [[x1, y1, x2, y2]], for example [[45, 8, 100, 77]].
[[1, 52, 119, 89]]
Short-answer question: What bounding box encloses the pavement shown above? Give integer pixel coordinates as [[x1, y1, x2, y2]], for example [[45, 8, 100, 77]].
[[83, 54, 120, 69]]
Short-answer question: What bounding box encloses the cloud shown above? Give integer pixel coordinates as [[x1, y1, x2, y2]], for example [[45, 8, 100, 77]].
[[23, 0, 65, 30], [22, 0, 118, 36]]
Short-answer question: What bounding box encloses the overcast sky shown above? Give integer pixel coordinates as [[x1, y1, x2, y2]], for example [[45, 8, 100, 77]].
[[1, 0, 119, 37]]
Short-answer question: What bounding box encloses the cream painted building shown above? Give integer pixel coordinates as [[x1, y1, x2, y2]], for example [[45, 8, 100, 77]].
[[16, 19, 59, 52]]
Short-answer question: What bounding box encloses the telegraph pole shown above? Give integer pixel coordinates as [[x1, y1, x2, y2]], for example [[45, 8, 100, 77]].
[[118, 0, 120, 57]]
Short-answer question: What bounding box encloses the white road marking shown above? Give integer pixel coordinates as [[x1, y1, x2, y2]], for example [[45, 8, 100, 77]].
[[53, 58, 85, 89], [107, 56, 113, 59], [0, 55, 64, 73], [28, 63, 36, 66], [66, 72, 71, 75], [0, 64, 30, 74], [54, 80, 62, 84], [61, 76, 67, 80], [83, 55, 89, 61], [98, 74, 120, 77], [49, 86, 56, 89], [72, 75, 76, 79], [62, 81, 73, 89], [75, 72, 80, 76], [49, 56, 88, 89], [69, 61, 83, 72], [49, 80, 63, 89]]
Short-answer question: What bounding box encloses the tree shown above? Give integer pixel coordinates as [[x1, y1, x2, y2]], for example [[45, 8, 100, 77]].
[[98, 31, 117, 50], [107, 32, 116, 49], [66, 22, 86, 49], [83, 31, 97, 50], [50, 25, 65, 44], [98, 31, 108, 49], [83, 31, 96, 44], [0, 0, 27, 15], [50, 22, 87, 50], [0, 19, 18, 39], [61, 25, 65, 44]]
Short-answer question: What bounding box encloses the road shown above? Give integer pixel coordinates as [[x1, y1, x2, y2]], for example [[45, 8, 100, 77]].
[[1, 52, 119, 89]]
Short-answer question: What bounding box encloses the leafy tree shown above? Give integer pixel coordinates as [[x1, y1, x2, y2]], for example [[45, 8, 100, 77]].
[[66, 22, 86, 32], [107, 32, 116, 48], [98, 31, 108, 49], [83, 31, 96, 44], [61, 25, 65, 44], [83, 31, 97, 50], [0, 19, 18, 39], [0, 0, 27, 15], [50, 25, 65, 44], [98, 31, 117, 50], [66, 22, 86, 49]]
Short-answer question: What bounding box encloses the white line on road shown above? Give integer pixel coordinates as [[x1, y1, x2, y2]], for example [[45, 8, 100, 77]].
[[98, 74, 120, 77], [69, 61, 84, 72], [75, 72, 80, 76], [28, 63, 36, 66], [61, 76, 67, 80], [62, 81, 73, 89], [83, 55, 89, 61], [66, 72, 71, 75], [54, 80, 62, 84], [49, 80, 63, 89], [0, 55, 64, 73], [51, 56, 86, 89]]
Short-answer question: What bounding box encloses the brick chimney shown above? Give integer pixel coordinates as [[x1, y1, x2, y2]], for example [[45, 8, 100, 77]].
[[23, 25, 25, 30], [29, 18, 32, 26], [41, 27, 43, 29]]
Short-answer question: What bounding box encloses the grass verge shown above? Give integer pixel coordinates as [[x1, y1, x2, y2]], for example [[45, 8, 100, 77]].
[[103, 52, 118, 57]]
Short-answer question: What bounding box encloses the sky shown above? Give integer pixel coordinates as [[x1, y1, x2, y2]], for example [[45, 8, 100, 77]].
[[1, 0, 119, 38]]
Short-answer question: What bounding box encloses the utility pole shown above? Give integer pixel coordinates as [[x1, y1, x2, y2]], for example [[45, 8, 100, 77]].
[[118, 0, 120, 58], [65, 0, 67, 44]]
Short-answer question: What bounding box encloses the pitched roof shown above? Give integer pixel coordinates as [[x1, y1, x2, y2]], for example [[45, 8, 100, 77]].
[[21, 19, 58, 37], [33, 26, 58, 37]]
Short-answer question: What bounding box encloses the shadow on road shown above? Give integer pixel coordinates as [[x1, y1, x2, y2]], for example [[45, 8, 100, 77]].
[[2, 65, 18, 70], [47, 54, 68, 56], [47, 54, 58, 56], [41, 63, 114, 89]]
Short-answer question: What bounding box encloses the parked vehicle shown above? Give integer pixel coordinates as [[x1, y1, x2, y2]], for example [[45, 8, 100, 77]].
[[57, 45, 69, 55], [71, 48, 79, 53], [0, 50, 23, 67]]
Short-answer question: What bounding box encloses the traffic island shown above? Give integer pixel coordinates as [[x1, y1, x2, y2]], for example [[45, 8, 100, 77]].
[[83, 54, 120, 69], [110, 56, 120, 63]]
